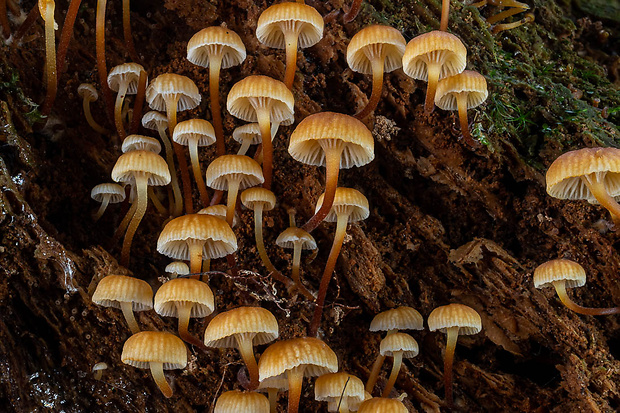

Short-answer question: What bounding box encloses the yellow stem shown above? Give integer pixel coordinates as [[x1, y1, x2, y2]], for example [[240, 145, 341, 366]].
[[120, 174, 148, 267], [149, 361, 173, 398], [256, 107, 273, 189], [188, 240, 203, 278], [114, 81, 128, 138], [287, 365, 306, 413], [284, 30, 299, 90], [553, 281, 620, 316], [440, 0, 450, 31], [209, 55, 225, 156], [189, 141, 209, 207], [444, 326, 459, 408], [382, 351, 403, 397], [93, 196, 110, 222], [236, 333, 259, 390], [82, 98, 108, 134], [425, 62, 441, 114], [157, 125, 183, 217], [355, 52, 385, 120], [120, 300, 140, 334]]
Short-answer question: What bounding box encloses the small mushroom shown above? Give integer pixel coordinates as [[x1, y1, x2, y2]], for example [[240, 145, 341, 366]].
[[91, 183, 126, 221], [315, 372, 366, 413], [533, 259, 620, 315], [121, 331, 187, 398], [233, 123, 263, 156], [214, 390, 270, 413], [258, 376, 289, 413], [108, 63, 146, 138], [380, 332, 419, 397], [275, 225, 317, 299], [92, 362, 108, 380], [121, 134, 162, 154], [77, 84, 108, 134], [198, 204, 239, 227], [165, 261, 189, 279]]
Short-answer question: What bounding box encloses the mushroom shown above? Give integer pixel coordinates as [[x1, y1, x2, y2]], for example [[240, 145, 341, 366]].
[[187, 26, 246, 156], [380, 332, 419, 397], [91, 183, 126, 222], [77, 84, 108, 134], [121, 331, 187, 398], [154, 277, 214, 349], [227, 75, 294, 189], [142, 111, 183, 217], [39, 0, 57, 117], [308, 187, 369, 337], [108, 63, 146, 138], [288, 112, 374, 232], [492, 12, 534, 34], [165, 261, 189, 279], [358, 397, 408, 413], [91, 274, 153, 334], [315, 372, 366, 413], [427, 303, 482, 407], [233, 123, 263, 156], [92, 362, 108, 380], [546, 147, 620, 225], [206, 154, 264, 227], [258, 337, 338, 413], [198, 204, 239, 227], [111, 150, 171, 266], [157, 213, 237, 276], [204, 306, 279, 390], [121, 134, 162, 154], [402, 31, 467, 114], [146, 73, 201, 213], [256, 2, 324, 89], [346, 25, 406, 120], [214, 390, 270, 413], [435, 70, 488, 148], [533, 259, 620, 315], [366, 306, 424, 393], [275, 225, 316, 300], [258, 376, 289, 413], [121, 0, 139, 62]]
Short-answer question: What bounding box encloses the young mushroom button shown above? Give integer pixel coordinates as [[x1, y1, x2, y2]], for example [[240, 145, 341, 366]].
[[214, 390, 270, 413]]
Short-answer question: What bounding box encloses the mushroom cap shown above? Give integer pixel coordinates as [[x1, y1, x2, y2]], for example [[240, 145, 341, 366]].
[[427, 303, 482, 335], [214, 390, 270, 413], [111, 150, 171, 187], [379, 332, 419, 358], [142, 111, 168, 131], [315, 187, 370, 223], [154, 278, 215, 318], [173, 119, 216, 147], [314, 372, 366, 409], [347, 25, 406, 75], [205, 155, 264, 191], [402, 31, 467, 82], [157, 214, 237, 260], [256, 3, 323, 50], [227, 75, 294, 124], [370, 306, 424, 332], [77, 83, 98, 101], [288, 112, 374, 168], [146, 73, 201, 113], [91, 183, 126, 203], [107, 63, 146, 94], [197, 204, 240, 227], [546, 147, 620, 201], [257, 375, 289, 391], [204, 306, 279, 348], [258, 337, 338, 383], [358, 397, 408, 413], [165, 261, 190, 276], [121, 134, 162, 154], [241, 187, 276, 211], [533, 259, 586, 289], [435, 70, 488, 111], [187, 26, 247, 69], [275, 227, 317, 250], [121, 331, 187, 370], [92, 275, 153, 311], [233, 123, 263, 145]]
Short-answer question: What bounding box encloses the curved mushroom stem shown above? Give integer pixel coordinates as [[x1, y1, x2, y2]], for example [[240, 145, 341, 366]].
[[114, 81, 129, 138], [129, 70, 147, 134], [355, 47, 386, 120], [122, 0, 139, 62], [113, 199, 136, 246], [82, 97, 109, 134], [237, 138, 252, 156], [120, 301, 140, 334], [302, 142, 344, 233], [226, 177, 241, 228], [165, 96, 193, 214], [149, 361, 173, 398], [40, 0, 57, 117], [209, 53, 226, 156], [552, 281, 620, 315], [188, 141, 210, 207], [443, 325, 459, 408], [256, 106, 274, 189], [267, 388, 278, 413], [382, 351, 403, 397], [582, 173, 620, 225], [187, 239, 204, 278], [309, 212, 349, 337], [491, 13, 534, 34], [235, 333, 259, 390], [365, 329, 396, 393], [156, 125, 183, 217], [93, 196, 110, 222], [344, 0, 363, 23], [284, 29, 300, 90], [425, 61, 441, 115], [148, 187, 167, 215], [120, 174, 148, 267], [455, 93, 480, 148], [95, 0, 114, 122], [287, 365, 306, 413], [487, 5, 527, 25], [440, 0, 450, 31], [176, 301, 208, 350], [291, 242, 315, 299]]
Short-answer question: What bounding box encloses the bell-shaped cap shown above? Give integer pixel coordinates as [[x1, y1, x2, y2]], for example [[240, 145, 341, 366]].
[[347, 25, 406, 75], [427, 303, 482, 336], [146, 73, 201, 112], [435, 70, 488, 111], [187, 26, 246, 69], [533, 259, 587, 289], [154, 278, 215, 318], [256, 3, 323, 50], [402, 31, 467, 81], [315, 187, 370, 223]]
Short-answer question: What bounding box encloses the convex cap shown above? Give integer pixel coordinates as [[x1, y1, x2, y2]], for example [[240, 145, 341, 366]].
[[533, 259, 586, 289], [435, 70, 488, 111], [121, 331, 187, 369], [154, 278, 215, 318], [370, 306, 424, 332], [214, 390, 270, 413], [91, 183, 126, 203], [111, 150, 171, 186], [92, 274, 153, 311], [315, 187, 370, 222], [347, 25, 406, 74], [204, 306, 279, 348], [227, 75, 294, 124], [187, 26, 246, 69], [256, 3, 323, 50], [146, 73, 201, 112], [121, 135, 162, 154], [428, 303, 482, 335], [402, 31, 467, 81]]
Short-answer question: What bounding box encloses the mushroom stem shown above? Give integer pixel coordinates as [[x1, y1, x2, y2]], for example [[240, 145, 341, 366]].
[[339, 396, 350, 413], [287, 365, 306, 413], [187, 239, 204, 278], [82, 96, 108, 134], [365, 329, 396, 393], [553, 281, 620, 316], [129, 70, 147, 134], [96, 0, 115, 122], [256, 106, 274, 189], [156, 124, 183, 217], [113, 199, 136, 246], [122, 0, 139, 62], [209, 54, 226, 156], [235, 333, 259, 391], [120, 174, 148, 267], [355, 47, 386, 120], [188, 141, 210, 207], [291, 242, 314, 299], [165, 95, 193, 214], [284, 29, 300, 90], [382, 350, 403, 397], [491, 13, 534, 34], [93, 196, 110, 221], [440, 0, 450, 31], [309, 212, 349, 337], [302, 143, 344, 233], [148, 187, 167, 215], [226, 178, 241, 228], [176, 301, 209, 350], [267, 388, 278, 413], [443, 325, 459, 408], [456, 92, 479, 148], [237, 139, 251, 156], [114, 81, 129, 138], [487, 5, 526, 25], [149, 361, 173, 398], [343, 0, 363, 23], [425, 62, 441, 114], [41, 0, 57, 118], [201, 259, 210, 281], [120, 300, 140, 334], [582, 173, 620, 224]]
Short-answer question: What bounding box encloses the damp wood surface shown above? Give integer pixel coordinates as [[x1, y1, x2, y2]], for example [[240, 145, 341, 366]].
[[0, 0, 620, 412]]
